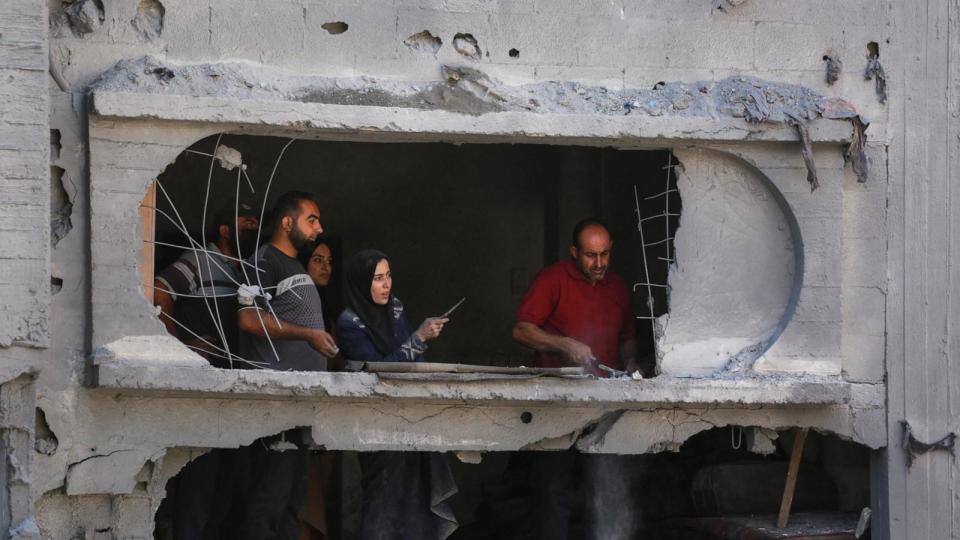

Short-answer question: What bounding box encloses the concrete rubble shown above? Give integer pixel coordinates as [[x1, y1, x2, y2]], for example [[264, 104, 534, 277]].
[[1, 0, 924, 536]]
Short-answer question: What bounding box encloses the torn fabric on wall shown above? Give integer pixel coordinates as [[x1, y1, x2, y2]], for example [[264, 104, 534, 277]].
[[864, 56, 887, 104], [901, 420, 956, 467], [787, 115, 820, 191], [822, 98, 871, 183]]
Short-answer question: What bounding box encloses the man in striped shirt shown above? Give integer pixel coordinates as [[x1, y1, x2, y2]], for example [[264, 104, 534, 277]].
[[153, 201, 259, 367]]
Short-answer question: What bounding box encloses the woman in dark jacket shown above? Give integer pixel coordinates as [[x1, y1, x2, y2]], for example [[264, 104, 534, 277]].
[[337, 249, 458, 540]]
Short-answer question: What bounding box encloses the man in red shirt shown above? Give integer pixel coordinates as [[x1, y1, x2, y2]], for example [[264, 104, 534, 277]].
[[514, 218, 638, 376], [512, 218, 640, 540]]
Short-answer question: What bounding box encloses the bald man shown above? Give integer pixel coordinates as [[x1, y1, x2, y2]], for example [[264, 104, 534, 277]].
[[513, 218, 639, 376], [512, 217, 640, 540]]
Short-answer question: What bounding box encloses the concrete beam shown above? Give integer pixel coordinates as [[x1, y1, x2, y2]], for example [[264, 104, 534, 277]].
[[94, 356, 851, 407], [89, 90, 855, 146]]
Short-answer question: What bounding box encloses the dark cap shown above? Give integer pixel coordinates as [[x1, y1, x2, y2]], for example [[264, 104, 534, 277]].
[[213, 200, 259, 227]]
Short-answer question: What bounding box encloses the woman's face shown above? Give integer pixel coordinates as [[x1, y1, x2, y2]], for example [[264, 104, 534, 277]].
[[307, 243, 333, 287], [370, 259, 392, 306]]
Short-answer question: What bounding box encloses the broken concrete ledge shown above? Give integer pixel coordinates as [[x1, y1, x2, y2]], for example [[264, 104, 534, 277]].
[[89, 90, 854, 146], [93, 360, 851, 407]]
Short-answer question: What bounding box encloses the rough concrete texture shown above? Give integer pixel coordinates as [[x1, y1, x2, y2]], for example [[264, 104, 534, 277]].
[[91, 56, 866, 132], [0, 375, 40, 539], [659, 148, 798, 376], [1, 0, 50, 350], [1, 0, 47, 536], [0, 0, 916, 535]]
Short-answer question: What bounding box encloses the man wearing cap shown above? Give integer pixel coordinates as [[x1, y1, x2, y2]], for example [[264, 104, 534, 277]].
[[152, 200, 259, 539], [153, 200, 260, 366]]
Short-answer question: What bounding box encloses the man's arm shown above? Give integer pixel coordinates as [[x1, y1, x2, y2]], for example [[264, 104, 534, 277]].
[[153, 280, 178, 336], [512, 321, 597, 367], [237, 308, 338, 357]]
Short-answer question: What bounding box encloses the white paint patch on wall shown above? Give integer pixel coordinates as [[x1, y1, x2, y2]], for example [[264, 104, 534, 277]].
[[658, 148, 797, 377]]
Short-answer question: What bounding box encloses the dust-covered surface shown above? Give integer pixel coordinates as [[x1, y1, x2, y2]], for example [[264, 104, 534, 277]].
[[659, 148, 799, 377], [90, 57, 871, 183], [94, 355, 853, 405], [91, 56, 867, 125]]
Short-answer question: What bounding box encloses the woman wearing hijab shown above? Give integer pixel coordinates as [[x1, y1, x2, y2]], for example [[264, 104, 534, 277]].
[[337, 249, 458, 540]]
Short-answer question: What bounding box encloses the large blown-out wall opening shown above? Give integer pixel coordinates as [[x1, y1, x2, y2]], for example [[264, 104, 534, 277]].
[[148, 135, 680, 373], [153, 427, 872, 539]]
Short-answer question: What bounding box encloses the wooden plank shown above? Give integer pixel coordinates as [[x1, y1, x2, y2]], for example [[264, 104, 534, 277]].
[[777, 427, 809, 528], [140, 181, 156, 303]]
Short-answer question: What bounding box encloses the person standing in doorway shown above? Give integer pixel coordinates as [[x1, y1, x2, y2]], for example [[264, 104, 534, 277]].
[[235, 190, 338, 540], [337, 249, 458, 540], [512, 218, 639, 540], [154, 200, 260, 366], [152, 200, 259, 540]]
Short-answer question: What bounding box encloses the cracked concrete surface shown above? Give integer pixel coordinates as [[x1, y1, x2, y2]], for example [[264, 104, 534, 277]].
[[0, 0, 906, 535], [91, 56, 867, 133]]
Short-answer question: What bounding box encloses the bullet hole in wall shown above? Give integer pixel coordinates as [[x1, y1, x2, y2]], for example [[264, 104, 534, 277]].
[[321, 21, 349, 35], [509, 48, 520, 58], [34, 408, 59, 455], [132, 0, 165, 41], [51, 166, 73, 247], [50, 129, 62, 161], [823, 51, 842, 86], [58, 0, 105, 37], [864, 41, 887, 104], [50, 277, 63, 295], [404, 30, 442, 56], [453, 33, 481, 60]]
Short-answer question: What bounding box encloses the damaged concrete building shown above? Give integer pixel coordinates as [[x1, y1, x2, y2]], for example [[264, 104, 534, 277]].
[[1, 0, 958, 537]]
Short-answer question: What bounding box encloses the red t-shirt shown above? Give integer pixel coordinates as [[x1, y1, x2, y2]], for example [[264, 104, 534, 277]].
[[516, 258, 636, 373]]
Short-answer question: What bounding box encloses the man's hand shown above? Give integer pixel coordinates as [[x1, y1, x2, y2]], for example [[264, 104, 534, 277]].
[[415, 317, 449, 342], [562, 337, 597, 368], [153, 280, 178, 337], [307, 329, 339, 358]]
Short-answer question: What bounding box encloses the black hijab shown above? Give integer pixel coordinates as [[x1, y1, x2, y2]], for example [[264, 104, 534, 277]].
[[343, 249, 399, 356]]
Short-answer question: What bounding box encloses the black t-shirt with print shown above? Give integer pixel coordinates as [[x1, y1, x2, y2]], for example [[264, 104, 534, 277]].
[[238, 244, 327, 371]]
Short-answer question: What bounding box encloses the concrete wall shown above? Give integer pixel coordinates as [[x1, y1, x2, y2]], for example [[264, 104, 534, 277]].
[[1, 0, 47, 537], [7, 0, 957, 537], [880, 1, 960, 538], [660, 148, 798, 376]]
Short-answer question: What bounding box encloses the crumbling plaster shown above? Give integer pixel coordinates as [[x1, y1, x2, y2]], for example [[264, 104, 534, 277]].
[[23, 0, 903, 536], [61, 62, 885, 537], [21, 344, 879, 539], [85, 61, 860, 378]]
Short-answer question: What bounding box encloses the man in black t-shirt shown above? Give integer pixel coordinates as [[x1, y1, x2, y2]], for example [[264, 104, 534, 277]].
[[237, 192, 337, 369], [235, 190, 338, 540]]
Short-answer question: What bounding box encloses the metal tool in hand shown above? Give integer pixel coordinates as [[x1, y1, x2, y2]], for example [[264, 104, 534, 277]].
[[597, 364, 628, 377], [439, 297, 466, 318]]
